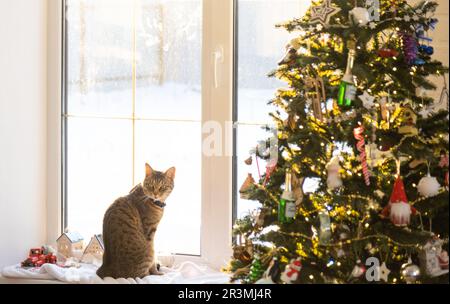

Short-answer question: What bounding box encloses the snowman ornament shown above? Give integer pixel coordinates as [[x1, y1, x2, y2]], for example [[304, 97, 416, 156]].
[[326, 156, 343, 191], [280, 258, 302, 284]]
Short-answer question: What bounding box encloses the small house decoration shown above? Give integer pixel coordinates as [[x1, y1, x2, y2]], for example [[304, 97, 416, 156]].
[[56, 231, 84, 259], [82, 234, 104, 262], [395, 104, 418, 136], [239, 173, 255, 199], [419, 235, 449, 277]]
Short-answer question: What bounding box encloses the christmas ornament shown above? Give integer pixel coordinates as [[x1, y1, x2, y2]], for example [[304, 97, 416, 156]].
[[338, 39, 357, 107], [263, 159, 277, 187], [326, 156, 343, 190], [244, 156, 253, 165], [256, 257, 281, 284], [350, 259, 366, 278], [419, 235, 449, 277], [396, 105, 418, 136], [439, 151, 449, 188], [305, 76, 326, 121], [239, 173, 255, 199], [255, 208, 269, 229], [232, 245, 252, 264], [378, 96, 390, 122], [309, 0, 341, 26], [337, 224, 351, 241], [367, 143, 393, 168], [417, 173, 441, 198], [365, 242, 377, 255], [353, 125, 371, 186], [381, 176, 417, 227], [401, 258, 421, 284], [377, 48, 399, 58], [377, 262, 391, 282], [292, 173, 305, 207], [401, 32, 418, 65], [278, 38, 302, 65], [278, 47, 297, 66], [439, 251, 449, 270], [318, 210, 331, 245], [280, 258, 302, 284], [366, 0, 380, 22], [350, 7, 371, 26], [409, 158, 426, 169], [418, 44, 434, 55], [284, 113, 297, 130], [358, 91, 375, 109], [279, 169, 296, 224], [248, 255, 265, 282]]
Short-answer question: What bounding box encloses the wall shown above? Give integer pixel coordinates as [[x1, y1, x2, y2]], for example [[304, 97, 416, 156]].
[[0, 0, 48, 268]]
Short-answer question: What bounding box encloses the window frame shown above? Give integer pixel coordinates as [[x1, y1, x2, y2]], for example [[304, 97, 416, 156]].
[[47, 0, 234, 270]]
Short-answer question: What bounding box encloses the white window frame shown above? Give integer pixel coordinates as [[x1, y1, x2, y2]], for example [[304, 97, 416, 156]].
[[46, 0, 234, 270]]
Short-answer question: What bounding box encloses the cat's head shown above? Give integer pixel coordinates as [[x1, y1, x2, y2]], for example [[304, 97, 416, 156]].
[[142, 163, 176, 203]]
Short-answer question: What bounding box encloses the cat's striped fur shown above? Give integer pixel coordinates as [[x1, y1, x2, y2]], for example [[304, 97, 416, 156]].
[[97, 164, 175, 279]]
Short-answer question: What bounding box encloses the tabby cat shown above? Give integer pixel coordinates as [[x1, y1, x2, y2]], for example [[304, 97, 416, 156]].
[[96, 163, 176, 279]]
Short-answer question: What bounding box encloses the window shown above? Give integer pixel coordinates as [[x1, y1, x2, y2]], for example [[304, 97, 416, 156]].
[[234, 0, 312, 219], [63, 0, 202, 255], [53, 0, 313, 268]]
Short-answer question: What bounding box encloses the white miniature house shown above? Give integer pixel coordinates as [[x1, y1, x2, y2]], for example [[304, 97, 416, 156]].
[[56, 231, 84, 258], [419, 236, 449, 277], [82, 234, 104, 262]]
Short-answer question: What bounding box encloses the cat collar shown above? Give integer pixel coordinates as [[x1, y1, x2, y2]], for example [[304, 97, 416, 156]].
[[153, 200, 166, 208]]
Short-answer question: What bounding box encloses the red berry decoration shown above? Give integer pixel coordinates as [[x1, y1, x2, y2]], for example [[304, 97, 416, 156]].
[[378, 48, 399, 58]]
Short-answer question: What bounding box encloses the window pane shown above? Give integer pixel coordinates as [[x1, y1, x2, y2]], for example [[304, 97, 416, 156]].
[[236, 0, 312, 219], [236, 124, 269, 219], [65, 0, 202, 256], [135, 1, 202, 120], [237, 0, 311, 123], [66, 0, 133, 116], [135, 121, 201, 255], [67, 117, 133, 239]]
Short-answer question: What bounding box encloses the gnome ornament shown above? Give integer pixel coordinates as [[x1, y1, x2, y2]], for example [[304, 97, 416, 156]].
[[381, 176, 417, 227], [280, 258, 302, 284], [326, 156, 343, 190]]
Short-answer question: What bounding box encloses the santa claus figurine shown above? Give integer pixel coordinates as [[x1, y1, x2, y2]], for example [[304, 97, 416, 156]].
[[439, 251, 449, 270], [381, 176, 417, 227], [280, 258, 302, 284]]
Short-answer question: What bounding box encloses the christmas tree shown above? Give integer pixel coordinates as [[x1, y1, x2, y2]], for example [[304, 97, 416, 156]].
[[229, 0, 449, 284]]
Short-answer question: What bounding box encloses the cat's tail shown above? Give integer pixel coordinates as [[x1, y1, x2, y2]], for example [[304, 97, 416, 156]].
[[96, 265, 107, 279]]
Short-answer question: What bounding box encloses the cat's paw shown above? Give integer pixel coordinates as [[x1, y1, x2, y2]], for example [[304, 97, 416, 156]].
[[150, 270, 164, 276]]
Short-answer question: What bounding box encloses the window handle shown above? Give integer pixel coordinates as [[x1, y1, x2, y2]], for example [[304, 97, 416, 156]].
[[213, 46, 224, 88]]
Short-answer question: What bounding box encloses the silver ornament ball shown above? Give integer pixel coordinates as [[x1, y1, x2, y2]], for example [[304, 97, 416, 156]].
[[401, 259, 421, 283]]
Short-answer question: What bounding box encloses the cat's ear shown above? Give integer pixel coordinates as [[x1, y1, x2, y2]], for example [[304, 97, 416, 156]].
[[165, 167, 176, 179], [145, 163, 153, 177]]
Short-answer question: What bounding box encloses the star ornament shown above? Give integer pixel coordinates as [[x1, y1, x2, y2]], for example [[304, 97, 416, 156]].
[[359, 91, 375, 109], [310, 0, 341, 26], [377, 262, 391, 282]]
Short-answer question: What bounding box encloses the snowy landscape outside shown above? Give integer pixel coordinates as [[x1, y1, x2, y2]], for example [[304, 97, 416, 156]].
[[65, 0, 312, 256]]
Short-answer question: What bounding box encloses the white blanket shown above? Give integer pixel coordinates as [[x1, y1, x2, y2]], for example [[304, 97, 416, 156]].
[[2, 261, 231, 284]]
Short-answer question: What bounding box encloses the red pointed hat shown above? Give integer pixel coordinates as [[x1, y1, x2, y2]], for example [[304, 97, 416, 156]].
[[389, 176, 408, 204]]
